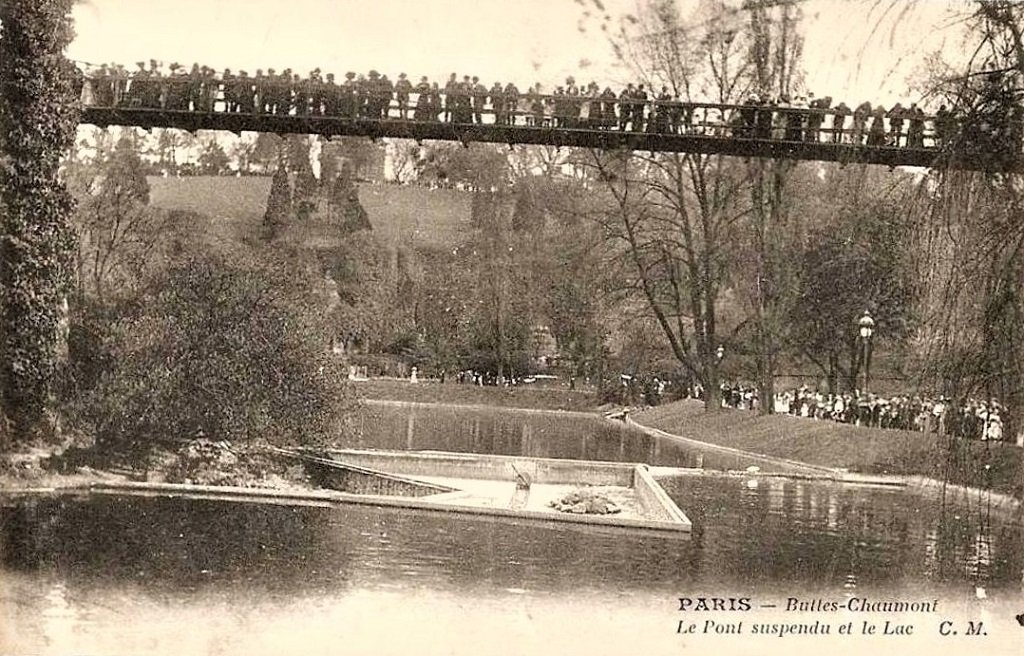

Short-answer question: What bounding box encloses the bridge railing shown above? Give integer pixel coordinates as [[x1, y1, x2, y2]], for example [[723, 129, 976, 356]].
[[77, 73, 1021, 158]]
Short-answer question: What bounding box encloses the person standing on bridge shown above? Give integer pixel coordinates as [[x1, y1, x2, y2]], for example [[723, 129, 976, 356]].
[[256, 69, 271, 113], [471, 76, 487, 124], [753, 95, 773, 139], [852, 101, 872, 144], [906, 104, 925, 148], [781, 96, 803, 141], [380, 73, 395, 119], [831, 101, 850, 142], [428, 82, 443, 121], [412, 76, 430, 120], [395, 73, 413, 119], [444, 73, 458, 123], [565, 77, 581, 128], [618, 84, 633, 131], [490, 82, 506, 125], [654, 87, 673, 133], [359, 72, 375, 119], [634, 84, 649, 132], [200, 66, 217, 112], [126, 61, 149, 108], [867, 105, 887, 146], [933, 104, 955, 147], [221, 68, 236, 112], [887, 103, 905, 146], [806, 95, 830, 142], [285, 70, 301, 115], [306, 69, 324, 116], [321, 73, 338, 116], [598, 86, 616, 130], [341, 72, 357, 119], [454, 75, 473, 124], [187, 63, 202, 111], [738, 95, 757, 138], [503, 82, 520, 125]]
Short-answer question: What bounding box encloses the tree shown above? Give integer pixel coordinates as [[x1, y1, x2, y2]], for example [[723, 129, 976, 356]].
[[740, 0, 805, 414], [0, 0, 80, 443], [197, 139, 231, 176], [789, 169, 917, 393], [76, 252, 351, 450], [586, 1, 764, 412], [897, 0, 1024, 447], [73, 136, 170, 302], [153, 128, 185, 174], [388, 139, 422, 183], [262, 166, 292, 240], [321, 137, 383, 181], [230, 138, 257, 174], [251, 132, 283, 174]]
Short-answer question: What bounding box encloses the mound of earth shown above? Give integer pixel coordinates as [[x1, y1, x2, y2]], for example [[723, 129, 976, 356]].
[[549, 487, 622, 515]]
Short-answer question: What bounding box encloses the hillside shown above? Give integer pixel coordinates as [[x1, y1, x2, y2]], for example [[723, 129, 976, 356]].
[[633, 399, 1022, 497], [147, 176, 474, 249]]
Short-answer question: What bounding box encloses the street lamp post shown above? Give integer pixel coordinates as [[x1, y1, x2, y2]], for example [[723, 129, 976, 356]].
[[857, 311, 875, 395]]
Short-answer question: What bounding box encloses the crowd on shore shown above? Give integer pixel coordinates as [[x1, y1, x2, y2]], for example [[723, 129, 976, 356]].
[[76, 60, 1021, 149], [717, 383, 1007, 442]]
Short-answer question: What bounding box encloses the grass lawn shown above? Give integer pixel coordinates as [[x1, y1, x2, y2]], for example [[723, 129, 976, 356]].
[[635, 399, 1023, 498], [355, 378, 597, 412], [148, 176, 472, 250]]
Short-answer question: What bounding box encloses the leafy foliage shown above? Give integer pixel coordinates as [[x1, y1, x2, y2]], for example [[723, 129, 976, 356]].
[[0, 0, 81, 442], [71, 135, 168, 300], [73, 251, 351, 450], [789, 175, 917, 392], [197, 139, 231, 175]]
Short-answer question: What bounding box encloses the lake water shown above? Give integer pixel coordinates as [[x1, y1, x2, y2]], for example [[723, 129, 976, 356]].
[[1, 402, 1021, 655]]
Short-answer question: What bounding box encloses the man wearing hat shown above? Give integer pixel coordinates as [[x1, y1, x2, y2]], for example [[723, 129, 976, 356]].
[[320, 73, 338, 117], [147, 59, 164, 108], [489, 81, 505, 125], [379, 73, 394, 119], [339, 72, 357, 119], [395, 73, 412, 119], [444, 73, 458, 123], [471, 76, 487, 124], [163, 63, 185, 110], [234, 71, 253, 113], [503, 81, 520, 126], [126, 61, 148, 108], [413, 76, 431, 121], [361, 70, 380, 119], [221, 68, 236, 112]]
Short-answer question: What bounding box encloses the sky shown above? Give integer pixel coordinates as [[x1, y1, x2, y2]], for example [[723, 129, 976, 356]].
[[67, 0, 971, 108]]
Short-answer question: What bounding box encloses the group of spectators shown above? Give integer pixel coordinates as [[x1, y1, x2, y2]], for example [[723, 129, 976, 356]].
[[719, 383, 1008, 442], [78, 60, 1019, 150]]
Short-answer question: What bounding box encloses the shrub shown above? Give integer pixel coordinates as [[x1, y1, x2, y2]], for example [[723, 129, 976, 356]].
[[71, 251, 352, 450]]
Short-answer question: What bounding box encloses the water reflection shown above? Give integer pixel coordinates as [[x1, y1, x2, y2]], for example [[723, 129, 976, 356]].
[[352, 403, 788, 471], [1, 403, 1022, 655]]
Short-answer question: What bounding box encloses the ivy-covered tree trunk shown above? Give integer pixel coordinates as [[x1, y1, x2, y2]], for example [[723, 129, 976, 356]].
[[0, 0, 80, 443]]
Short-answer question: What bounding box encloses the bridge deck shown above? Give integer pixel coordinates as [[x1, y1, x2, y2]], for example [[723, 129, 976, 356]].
[[80, 107, 1014, 172]]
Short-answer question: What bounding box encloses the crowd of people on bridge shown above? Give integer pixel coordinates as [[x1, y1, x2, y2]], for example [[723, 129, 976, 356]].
[[78, 60, 1021, 150], [716, 382, 1007, 442]]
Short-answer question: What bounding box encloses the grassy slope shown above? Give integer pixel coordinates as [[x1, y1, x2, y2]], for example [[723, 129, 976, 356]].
[[356, 378, 597, 412], [635, 399, 1022, 497], [148, 176, 473, 249]]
